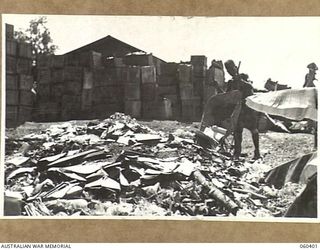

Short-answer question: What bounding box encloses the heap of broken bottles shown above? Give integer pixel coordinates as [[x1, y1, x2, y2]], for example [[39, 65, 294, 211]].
[[4, 113, 303, 217]]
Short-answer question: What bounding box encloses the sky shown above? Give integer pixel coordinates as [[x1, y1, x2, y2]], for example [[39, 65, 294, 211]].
[[3, 14, 320, 89]]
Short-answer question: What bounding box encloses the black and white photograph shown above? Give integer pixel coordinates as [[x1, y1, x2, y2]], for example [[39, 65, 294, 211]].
[[2, 14, 318, 219]]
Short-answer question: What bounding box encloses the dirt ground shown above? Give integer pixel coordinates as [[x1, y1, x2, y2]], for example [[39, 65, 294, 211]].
[[140, 120, 315, 168], [6, 119, 315, 169]]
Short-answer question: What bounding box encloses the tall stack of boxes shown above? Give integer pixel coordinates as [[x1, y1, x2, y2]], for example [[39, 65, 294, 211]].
[[178, 64, 194, 121], [157, 63, 180, 120], [176, 56, 208, 121], [141, 66, 157, 119], [191, 56, 207, 111], [124, 66, 142, 118], [37, 55, 61, 121], [36, 51, 103, 121], [5, 24, 34, 127], [123, 53, 157, 119], [204, 60, 225, 106]]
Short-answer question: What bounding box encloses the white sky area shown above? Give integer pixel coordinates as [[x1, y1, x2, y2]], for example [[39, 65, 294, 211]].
[[3, 14, 320, 89]]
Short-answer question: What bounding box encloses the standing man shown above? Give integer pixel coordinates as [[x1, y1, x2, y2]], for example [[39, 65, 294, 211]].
[[303, 62, 318, 150], [303, 63, 318, 88], [224, 60, 260, 160]]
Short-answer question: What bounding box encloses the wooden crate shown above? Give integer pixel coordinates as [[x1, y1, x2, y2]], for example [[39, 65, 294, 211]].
[[124, 82, 141, 100], [157, 84, 178, 97], [114, 67, 129, 83], [179, 84, 194, 100], [193, 77, 205, 97], [17, 42, 32, 59], [128, 66, 141, 83], [178, 64, 192, 82], [61, 95, 81, 111], [37, 84, 51, 98], [51, 83, 64, 101], [141, 66, 156, 83], [6, 118, 19, 128], [37, 54, 53, 68], [16, 58, 32, 75], [81, 89, 93, 110], [160, 63, 178, 76], [80, 51, 102, 68], [19, 90, 33, 106], [158, 75, 178, 86], [92, 86, 122, 104], [64, 53, 80, 67], [105, 67, 127, 83], [64, 66, 83, 82], [143, 99, 173, 120], [142, 101, 158, 119], [83, 69, 93, 89], [19, 74, 33, 90], [36, 102, 60, 122], [6, 39, 17, 56], [93, 68, 113, 87], [104, 57, 124, 68], [37, 68, 51, 84], [181, 97, 202, 121], [51, 55, 65, 68], [51, 68, 64, 83], [164, 94, 181, 119], [65, 81, 83, 95], [18, 106, 33, 123], [6, 24, 14, 40], [141, 82, 157, 101], [6, 89, 19, 105], [158, 98, 173, 120], [191, 55, 207, 67], [125, 100, 141, 118], [6, 105, 19, 121], [6, 56, 17, 74], [6, 74, 18, 90], [124, 54, 153, 66], [192, 65, 207, 78]]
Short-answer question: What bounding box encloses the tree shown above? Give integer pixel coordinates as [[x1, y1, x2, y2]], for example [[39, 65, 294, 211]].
[[14, 16, 58, 58]]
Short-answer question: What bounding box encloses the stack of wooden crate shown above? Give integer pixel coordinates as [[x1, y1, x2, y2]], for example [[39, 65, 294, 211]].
[[141, 66, 158, 119], [178, 63, 202, 121], [92, 66, 124, 119], [204, 60, 225, 106], [36, 51, 103, 121], [124, 66, 141, 118], [156, 63, 180, 120], [37, 55, 61, 121], [191, 56, 207, 98], [5, 23, 34, 127]]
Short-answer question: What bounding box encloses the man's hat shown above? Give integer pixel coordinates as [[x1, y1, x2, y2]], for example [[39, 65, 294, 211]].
[[307, 62, 318, 70], [224, 60, 237, 70]]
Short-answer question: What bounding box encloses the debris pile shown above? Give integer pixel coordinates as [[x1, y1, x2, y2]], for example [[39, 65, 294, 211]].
[[4, 113, 305, 217]]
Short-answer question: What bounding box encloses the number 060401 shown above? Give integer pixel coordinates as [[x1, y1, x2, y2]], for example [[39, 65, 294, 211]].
[[300, 244, 318, 248]]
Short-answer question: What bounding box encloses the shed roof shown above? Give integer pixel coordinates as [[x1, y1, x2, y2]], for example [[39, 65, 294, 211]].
[[64, 35, 166, 63]]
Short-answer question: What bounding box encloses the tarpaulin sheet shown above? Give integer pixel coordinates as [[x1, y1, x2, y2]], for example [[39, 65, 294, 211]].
[[246, 87, 318, 121], [264, 152, 317, 189]]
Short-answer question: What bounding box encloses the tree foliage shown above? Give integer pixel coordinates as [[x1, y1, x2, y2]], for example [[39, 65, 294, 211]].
[[14, 16, 58, 57]]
